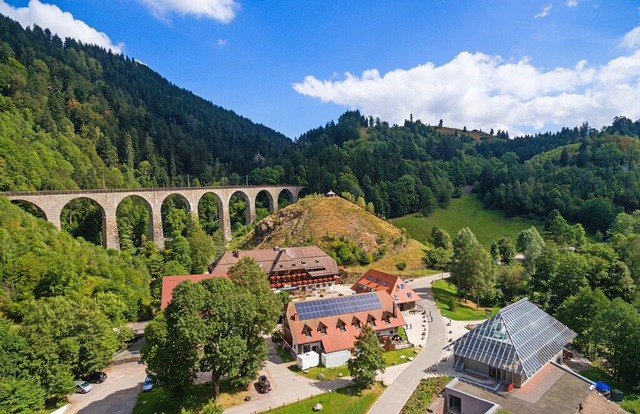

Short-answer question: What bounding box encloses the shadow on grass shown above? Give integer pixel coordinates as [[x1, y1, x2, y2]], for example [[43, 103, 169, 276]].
[[133, 380, 248, 414]]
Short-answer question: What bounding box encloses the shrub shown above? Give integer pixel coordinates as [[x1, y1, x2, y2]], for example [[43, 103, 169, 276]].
[[396, 261, 407, 271]]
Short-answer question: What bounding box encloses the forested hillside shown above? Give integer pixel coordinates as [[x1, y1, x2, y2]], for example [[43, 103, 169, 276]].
[[282, 111, 640, 233], [0, 15, 289, 192]]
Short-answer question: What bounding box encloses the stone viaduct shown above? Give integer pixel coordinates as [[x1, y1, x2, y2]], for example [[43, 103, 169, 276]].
[[1, 185, 304, 250]]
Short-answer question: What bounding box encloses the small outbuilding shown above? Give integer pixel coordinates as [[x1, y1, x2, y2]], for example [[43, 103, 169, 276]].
[[321, 349, 351, 368], [297, 351, 320, 370]]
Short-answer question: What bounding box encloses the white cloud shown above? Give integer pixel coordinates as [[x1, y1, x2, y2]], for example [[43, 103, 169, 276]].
[[0, 0, 123, 53], [215, 38, 228, 46], [566, 0, 579, 7], [534, 4, 553, 19], [292, 28, 640, 137], [137, 0, 239, 23], [620, 26, 640, 50]]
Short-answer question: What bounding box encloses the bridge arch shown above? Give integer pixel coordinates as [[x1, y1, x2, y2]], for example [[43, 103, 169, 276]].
[[116, 195, 151, 251], [277, 188, 294, 209], [61, 197, 107, 247], [196, 192, 223, 236], [161, 193, 192, 238], [10, 200, 47, 221], [228, 190, 252, 236], [256, 189, 275, 214]]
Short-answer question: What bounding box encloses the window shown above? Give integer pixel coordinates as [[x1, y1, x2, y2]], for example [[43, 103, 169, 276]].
[[407, 292, 413, 298], [382, 281, 389, 287], [394, 294, 400, 300], [382, 312, 391, 324], [367, 315, 376, 327], [358, 284, 365, 289], [399, 284, 405, 289], [302, 325, 312, 338], [366, 276, 372, 281], [337, 319, 346, 332], [352, 317, 361, 329], [374, 278, 380, 284], [318, 323, 327, 335]]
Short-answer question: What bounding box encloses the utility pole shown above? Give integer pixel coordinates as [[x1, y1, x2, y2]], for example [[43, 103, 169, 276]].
[[187, 174, 190, 187]]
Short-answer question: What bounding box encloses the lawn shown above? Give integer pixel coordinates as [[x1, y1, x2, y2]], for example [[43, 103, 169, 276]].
[[384, 347, 421, 366], [580, 366, 640, 413], [401, 376, 452, 414], [432, 279, 498, 321], [267, 383, 384, 414], [132, 380, 248, 414], [289, 364, 351, 381], [390, 194, 542, 249]]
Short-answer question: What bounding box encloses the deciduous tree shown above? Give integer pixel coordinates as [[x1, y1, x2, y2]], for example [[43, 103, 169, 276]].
[[347, 325, 385, 388]]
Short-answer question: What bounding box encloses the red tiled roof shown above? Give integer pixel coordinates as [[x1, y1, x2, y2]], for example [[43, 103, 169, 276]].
[[284, 291, 406, 354], [350, 269, 419, 305], [160, 274, 227, 309]]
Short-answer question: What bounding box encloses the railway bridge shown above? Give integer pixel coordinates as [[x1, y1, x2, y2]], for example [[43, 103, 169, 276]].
[[1, 185, 304, 249]]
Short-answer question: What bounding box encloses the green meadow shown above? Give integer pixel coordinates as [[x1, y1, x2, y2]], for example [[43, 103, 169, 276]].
[[390, 194, 542, 248]]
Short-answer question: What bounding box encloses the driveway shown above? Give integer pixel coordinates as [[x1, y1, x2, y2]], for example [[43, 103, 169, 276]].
[[67, 362, 147, 414], [224, 340, 350, 414], [367, 274, 448, 414]]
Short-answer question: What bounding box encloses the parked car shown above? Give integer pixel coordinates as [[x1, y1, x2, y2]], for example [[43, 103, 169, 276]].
[[142, 376, 153, 392], [257, 375, 271, 393], [74, 380, 93, 394], [82, 372, 107, 383]]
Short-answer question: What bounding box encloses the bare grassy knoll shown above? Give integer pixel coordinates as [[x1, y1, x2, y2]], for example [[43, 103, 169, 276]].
[[241, 196, 404, 254]]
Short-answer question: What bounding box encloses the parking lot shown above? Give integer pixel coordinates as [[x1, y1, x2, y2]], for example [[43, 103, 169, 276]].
[[67, 362, 147, 414]]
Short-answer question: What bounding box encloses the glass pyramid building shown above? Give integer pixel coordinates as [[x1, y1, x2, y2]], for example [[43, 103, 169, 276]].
[[453, 298, 576, 379]]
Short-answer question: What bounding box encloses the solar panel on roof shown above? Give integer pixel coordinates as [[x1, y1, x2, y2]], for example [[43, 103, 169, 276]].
[[295, 293, 381, 320]]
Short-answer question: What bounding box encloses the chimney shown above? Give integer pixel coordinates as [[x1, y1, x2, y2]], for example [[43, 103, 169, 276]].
[[293, 313, 299, 321], [393, 301, 398, 318]]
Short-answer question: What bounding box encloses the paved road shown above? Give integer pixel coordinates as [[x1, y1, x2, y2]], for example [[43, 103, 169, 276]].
[[224, 340, 351, 414], [367, 275, 448, 414], [67, 362, 147, 414]]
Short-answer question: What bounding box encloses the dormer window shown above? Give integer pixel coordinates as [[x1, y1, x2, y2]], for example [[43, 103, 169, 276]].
[[382, 281, 389, 287], [367, 315, 376, 327], [400, 284, 405, 289], [407, 293, 413, 299], [337, 319, 346, 332], [302, 325, 312, 338], [382, 312, 391, 324], [366, 276, 372, 281], [318, 322, 327, 335], [394, 294, 400, 300], [374, 278, 380, 284], [352, 317, 361, 329]]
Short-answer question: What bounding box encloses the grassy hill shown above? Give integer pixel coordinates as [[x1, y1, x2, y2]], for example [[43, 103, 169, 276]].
[[390, 194, 542, 248], [239, 196, 436, 278], [241, 196, 404, 252]]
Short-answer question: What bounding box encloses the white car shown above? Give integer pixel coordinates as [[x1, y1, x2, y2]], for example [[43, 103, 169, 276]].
[[74, 380, 93, 394], [142, 376, 153, 392]]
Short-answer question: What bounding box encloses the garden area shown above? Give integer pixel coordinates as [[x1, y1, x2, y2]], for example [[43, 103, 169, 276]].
[[401, 376, 451, 414], [432, 279, 498, 321]]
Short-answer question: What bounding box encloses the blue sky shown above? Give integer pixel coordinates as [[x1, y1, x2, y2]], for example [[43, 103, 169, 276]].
[[1, 0, 639, 138]]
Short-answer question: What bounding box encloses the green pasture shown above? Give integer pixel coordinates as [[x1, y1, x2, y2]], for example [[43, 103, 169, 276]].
[[390, 194, 542, 248]]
